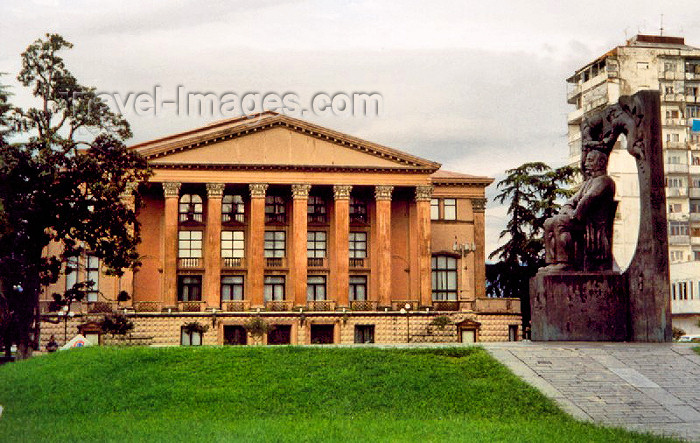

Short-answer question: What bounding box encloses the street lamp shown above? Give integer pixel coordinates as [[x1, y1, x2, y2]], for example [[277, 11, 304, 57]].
[[453, 236, 476, 257], [399, 302, 411, 343]]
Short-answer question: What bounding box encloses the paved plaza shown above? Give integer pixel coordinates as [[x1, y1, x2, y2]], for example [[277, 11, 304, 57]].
[[485, 342, 700, 442]]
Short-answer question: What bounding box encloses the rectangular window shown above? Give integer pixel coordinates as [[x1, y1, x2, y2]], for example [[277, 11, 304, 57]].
[[178, 275, 202, 301], [669, 221, 689, 236], [669, 203, 682, 213], [86, 255, 100, 303], [349, 232, 368, 259], [688, 105, 700, 118], [307, 196, 327, 224], [430, 198, 439, 220], [432, 255, 458, 301], [349, 275, 368, 301], [221, 275, 244, 301], [637, 62, 649, 71], [443, 198, 457, 220], [221, 231, 245, 258], [181, 328, 202, 346], [354, 325, 375, 343], [264, 275, 285, 301], [307, 231, 327, 258], [691, 201, 700, 213], [65, 256, 79, 291], [178, 230, 203, 258], [264, 231, 286, 258], [307, 275, 327, 301]]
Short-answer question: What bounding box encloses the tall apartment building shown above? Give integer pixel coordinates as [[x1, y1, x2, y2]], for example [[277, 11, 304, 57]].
[[566, 34, 700, 335]]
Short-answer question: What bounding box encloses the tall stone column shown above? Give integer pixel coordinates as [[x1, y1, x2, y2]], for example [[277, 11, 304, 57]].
[[471, 198, 487, 298], [375, 185, 394, 307], [248, 183, 268, 308], [291, 184, 311, 307], [204, 183, 225, 309], [162, 182, 181, 307], [415, 185, 433, 307], [119, 182, 138, 307], [331, 185, 352, 308]]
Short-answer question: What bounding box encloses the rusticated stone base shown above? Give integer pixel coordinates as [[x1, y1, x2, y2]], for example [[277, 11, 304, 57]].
[[530, 271, 629, 341]]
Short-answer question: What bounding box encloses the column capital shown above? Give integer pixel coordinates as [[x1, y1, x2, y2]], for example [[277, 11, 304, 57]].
[[471, 197, 487, 212], [374, 185, 394, 201], [333, 185, 353, 200], [162, 182, 181, 198], [249, 183, 269, 198], [291, 184, 312, 199], [206, 183, 225, 198], [414, 185, 434, 202]]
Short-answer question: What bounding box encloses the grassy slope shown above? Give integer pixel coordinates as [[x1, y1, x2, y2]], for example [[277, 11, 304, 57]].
[[0, 346, 673, 442]]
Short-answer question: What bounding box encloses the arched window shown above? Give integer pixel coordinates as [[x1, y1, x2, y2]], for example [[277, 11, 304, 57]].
[[307, 196, 327, 224], [179, 194, 203, 222], [349, 197, 367, 223], [265, 196, 286, 224], [432, 255, 458, 301], [222, 194, 245, 223]]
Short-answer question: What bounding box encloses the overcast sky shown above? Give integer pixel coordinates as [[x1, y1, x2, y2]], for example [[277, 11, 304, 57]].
[[3, 0, 700, 256]]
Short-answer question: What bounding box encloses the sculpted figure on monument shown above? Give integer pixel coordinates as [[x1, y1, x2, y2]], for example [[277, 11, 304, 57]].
[[543, 148, 616, 271]]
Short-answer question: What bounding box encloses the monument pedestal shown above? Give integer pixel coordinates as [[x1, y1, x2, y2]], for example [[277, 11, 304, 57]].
[[530, 271, 629, 341]]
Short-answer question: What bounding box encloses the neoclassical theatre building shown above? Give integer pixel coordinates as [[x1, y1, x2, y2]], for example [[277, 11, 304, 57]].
[[40, 112, 521, 346]]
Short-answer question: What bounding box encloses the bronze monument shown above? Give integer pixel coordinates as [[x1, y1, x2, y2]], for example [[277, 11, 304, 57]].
[[531, 90, 672, 342]]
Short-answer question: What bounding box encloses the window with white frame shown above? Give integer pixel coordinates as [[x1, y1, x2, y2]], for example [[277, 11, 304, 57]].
[[307, 231, 326, 258], [264, 231, 286, 258], [430, 198, 439, 220], [307, 276, 327, 301], [349, 232, 367, 258], [307, 196, 327, 224], [443, 198, 457, 220], [222, 194, 245, 223], [221, 275, 244, 301], [181, 327, 202, 346], [432, 255, 458, 301], [221, 231, 244, 258], [669, 221, 689, 236], [179, 194, 203, 222], [178, 230, 203, 258], [86, 255, 100, 302], [349, 197, 367, 223]]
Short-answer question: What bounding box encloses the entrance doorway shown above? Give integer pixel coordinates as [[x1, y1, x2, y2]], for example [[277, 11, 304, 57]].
[[461, 329, 476, 343]]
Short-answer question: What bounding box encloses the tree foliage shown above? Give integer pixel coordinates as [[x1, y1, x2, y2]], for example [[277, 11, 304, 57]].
[[487, 162, 577, 326], [0, 34, 150, 359], [100, 313, 134, 337]]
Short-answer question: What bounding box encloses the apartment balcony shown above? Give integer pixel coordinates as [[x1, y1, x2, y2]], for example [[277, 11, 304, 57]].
[[265, 300, 293, 311], [691, 236, 700, 246], [179, 257, 202, 268], [87, 301, 114, 314], [664, 119, 687, 127], [665, 163, 689, 173], [664, 141, 688, 150], [668, 212, 689, 221], [265, 257, 286, 268], [349, 258, 367, 268], [222, 257, 245, 268], [663, 93, 685, 102], [669, 235, 691, 246], [349, 300, 378, 311], [567, 107, 585, 125], [690, 213, 700, 221], [566, 84, 581, 104], [134, 301, 162, 312], [221, 300, 249, 312], [659, 70, 681, 80], [667, 188, 688, 198], [307, 257, 326, 268], [689, 188, 700, 198], [306, 300, 336, 311], [178, 301, 206, 312], [686, 95, 700, 104], [671, 298, 700, 315]]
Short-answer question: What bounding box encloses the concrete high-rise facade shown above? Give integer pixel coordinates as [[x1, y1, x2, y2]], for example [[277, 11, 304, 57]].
[[567, 35, 700, 335]]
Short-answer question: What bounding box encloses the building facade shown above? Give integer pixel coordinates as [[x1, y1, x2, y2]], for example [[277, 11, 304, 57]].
[[39, 112, 521, 347], [566, 34, 700, 334]]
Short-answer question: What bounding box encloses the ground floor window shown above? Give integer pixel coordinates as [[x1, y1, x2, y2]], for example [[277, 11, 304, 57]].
[[432, 255, 457, 301], [221, 275, 244, 301], [264, 275, 285, 301], [268, 324, 291, 345], [181, 328, 202, 346], [310, 324, 334, 344], [349, 275, 367, 301], [223, 325, 247, 345], [307, 275, 327, 301], [354, 325, 374, 343], [178, 275, 202, 301]]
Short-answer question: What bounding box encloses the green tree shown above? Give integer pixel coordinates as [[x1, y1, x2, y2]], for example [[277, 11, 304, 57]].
[[0, 34, 150, 359], [487, 162, 577, 328]]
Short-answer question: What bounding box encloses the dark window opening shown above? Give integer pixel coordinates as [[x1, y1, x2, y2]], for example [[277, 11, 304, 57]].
[[178, 275, 202, 301], [224, 325, 247, 345], [310, 324, 334, 344], [354, 325, 375, 343], [268, 325, 291, 345]]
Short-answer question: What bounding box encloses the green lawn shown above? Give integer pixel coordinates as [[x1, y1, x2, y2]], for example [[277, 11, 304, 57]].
[[0, 346, 674, 442]]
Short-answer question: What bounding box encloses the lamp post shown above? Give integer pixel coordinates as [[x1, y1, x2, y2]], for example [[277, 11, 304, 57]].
[[399, 302, 411, 343]]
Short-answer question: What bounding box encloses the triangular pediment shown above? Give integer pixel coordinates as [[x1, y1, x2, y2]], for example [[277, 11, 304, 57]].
[[130, 112, 440, 172]]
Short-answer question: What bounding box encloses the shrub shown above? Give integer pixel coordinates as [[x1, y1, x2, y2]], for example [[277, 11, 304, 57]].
[[100, 314, 134, 337], [244, 316, 272, 338]]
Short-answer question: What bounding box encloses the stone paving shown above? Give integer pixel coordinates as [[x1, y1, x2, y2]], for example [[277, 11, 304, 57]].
[[484, 342, 700, 442]]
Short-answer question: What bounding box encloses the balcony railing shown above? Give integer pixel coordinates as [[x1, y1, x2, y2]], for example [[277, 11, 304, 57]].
[[87, 302, 114, 313], [666, 187, 688, 197], [307, 257, 325, 267], [222, 212, 245, 223], [665, 163, 689, 173], [669, 235, 690, 246], [179, 212, 203, 223], [391, 300, 419, 311], [349, 300, 378, 311], [265, 213, 287, 224], [134, 301, 162, 312], [179, 257, 202, 268], [221, 300, 249, 312], [222, 257, 244, 268], [265, 301, 292, 311], [690, 188, 700, 198], [431, 301, 461, 311], [178, 301, 206, 312], [349, 258, 366, 268], [306, 300, 336, 311], [266, 257, 284, 267]]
